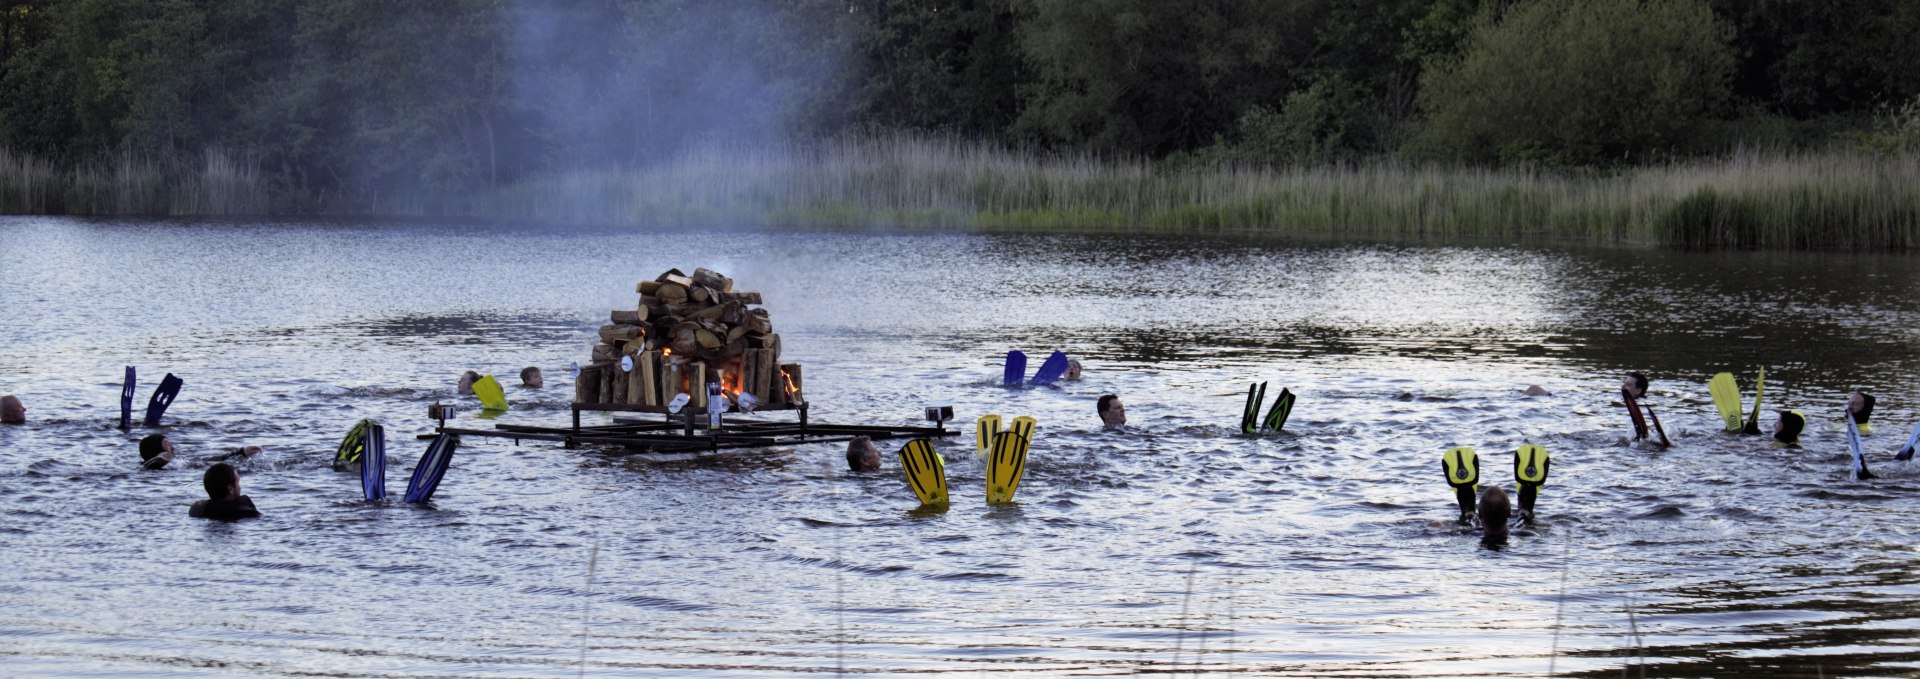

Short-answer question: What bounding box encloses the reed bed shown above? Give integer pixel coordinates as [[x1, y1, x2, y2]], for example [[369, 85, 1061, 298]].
[[0, 147, 270, 216], [484, 137, 1920, 250], [9, 138, 1919, 249]]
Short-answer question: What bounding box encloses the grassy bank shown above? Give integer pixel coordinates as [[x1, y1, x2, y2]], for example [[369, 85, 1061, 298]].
[[7, 138, 1919, 249]]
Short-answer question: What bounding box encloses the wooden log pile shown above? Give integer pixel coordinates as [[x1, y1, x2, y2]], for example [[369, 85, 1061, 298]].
[[575, 267, 804, 411]]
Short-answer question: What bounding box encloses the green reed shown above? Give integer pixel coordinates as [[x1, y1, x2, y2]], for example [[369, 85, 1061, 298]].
[[10, 137, 1919, 250], [0, 147, 270, 216], [483, 137, 1920, 250]]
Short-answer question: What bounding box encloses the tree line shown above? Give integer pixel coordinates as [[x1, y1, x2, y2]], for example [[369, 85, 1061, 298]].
[[2, 0, 1916, 209]]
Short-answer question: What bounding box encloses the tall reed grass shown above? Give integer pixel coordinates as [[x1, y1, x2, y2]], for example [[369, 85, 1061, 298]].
[[0, 147, 271, 215], [9, 137, 1918, 250], [482, 137, 1920, 250]]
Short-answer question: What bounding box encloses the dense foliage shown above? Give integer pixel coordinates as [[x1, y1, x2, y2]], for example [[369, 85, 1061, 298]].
[[1, 0, 1916, 209]]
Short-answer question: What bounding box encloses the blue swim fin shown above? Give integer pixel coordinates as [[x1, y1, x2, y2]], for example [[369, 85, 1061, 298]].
[[143, 373, 182, 427], [362, 423, 387, 501], [1002, 351, 1027, 387], [119, 366, 136, 431], [1030, 351, 1069, 385], [405, 434, 459, 504]]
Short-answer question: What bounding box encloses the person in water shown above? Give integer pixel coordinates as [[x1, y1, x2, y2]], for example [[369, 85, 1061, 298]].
[[1063, 360, 1083, 381], [1772, 410, 1806, 447], [1621, 372, 1649, 399], [0, 394, 24, 424], [845, 436, 882, 472], [188, 463, 261, 520], [457, 370, 481, 395], [1848, 391, 1875, 434], [1477, 486, 1511, 547], [140, 433, 176, 469], [1523, 385, 1550, 397], [1097, 394, 1126, 428], [521, 367, 544, 388]]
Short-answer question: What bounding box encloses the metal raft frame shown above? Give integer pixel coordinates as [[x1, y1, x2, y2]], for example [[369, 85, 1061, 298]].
[[435, 402, 956, 456]]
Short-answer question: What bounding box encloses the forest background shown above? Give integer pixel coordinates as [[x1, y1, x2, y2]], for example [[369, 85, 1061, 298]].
[[2, 0, 1917, 248]]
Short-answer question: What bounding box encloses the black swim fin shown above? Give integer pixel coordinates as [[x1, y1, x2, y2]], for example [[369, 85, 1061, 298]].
[[1241, 382, 1266, 435]]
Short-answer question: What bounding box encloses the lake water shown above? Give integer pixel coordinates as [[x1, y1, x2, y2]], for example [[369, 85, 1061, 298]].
[[3, 217, 1920, 677]]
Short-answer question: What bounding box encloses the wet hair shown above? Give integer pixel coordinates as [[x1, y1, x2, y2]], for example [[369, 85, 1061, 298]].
[[1097, 394, 1119, 415], [139, 434, 169, 462], [1775, 411, 1805, 444], [520, 366, 541, 382], [1627, 373, 1649, 396], [203, 463, 239, 500], [1478, 486, 1511, 545], [1853, 392, 1876, 425], [845, 436, 876, 471]]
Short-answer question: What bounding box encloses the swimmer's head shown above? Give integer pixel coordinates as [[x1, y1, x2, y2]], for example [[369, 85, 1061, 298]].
[[520, 367, 544, 388], [1849, 391, 1875, 424], [1622, 373, 1649, 398], [1773, 410, 1805, 445], [1478, 486, 1511, 546], [139, 434, 175, 468], [845, 436, 881, 472], [203, 463, 240, 500], [1097, 394, 1126, 427], [0, 394, 23, 424], [1063, 360, 1083, 381]]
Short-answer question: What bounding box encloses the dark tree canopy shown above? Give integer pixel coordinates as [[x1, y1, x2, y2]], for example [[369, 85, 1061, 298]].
[[0, 0, 1912, 207]]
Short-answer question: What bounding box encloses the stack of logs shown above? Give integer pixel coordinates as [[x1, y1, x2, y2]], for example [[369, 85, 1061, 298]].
[[575, 267, 803, 411]]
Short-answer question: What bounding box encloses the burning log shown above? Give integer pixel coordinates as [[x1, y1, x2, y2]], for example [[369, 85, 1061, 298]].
[[576, 267, 800, 412]]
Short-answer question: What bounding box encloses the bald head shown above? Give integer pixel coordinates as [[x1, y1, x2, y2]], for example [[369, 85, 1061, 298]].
[[0, 395, 23, 424]]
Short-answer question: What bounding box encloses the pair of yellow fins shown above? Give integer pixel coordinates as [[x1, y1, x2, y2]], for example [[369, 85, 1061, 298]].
[[1706, 368, 1764, 434], [898, 415, 1035, 508]]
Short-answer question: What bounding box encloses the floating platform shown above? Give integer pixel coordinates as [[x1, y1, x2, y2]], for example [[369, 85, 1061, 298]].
[[435, 403, 956, 457]]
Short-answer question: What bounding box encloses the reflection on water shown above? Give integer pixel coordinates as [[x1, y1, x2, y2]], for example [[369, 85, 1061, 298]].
[[3, 216, 1920, 677]]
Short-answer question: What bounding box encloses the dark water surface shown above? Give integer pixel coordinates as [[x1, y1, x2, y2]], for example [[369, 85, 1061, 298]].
[[4, 217, 1920, 678]]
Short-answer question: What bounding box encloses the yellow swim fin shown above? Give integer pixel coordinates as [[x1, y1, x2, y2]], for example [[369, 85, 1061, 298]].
[[976, 414, 1002, 456], [987, 430, 1028, 504], [473, 375, 508, 411], [898, 439, 948, 507], [1008, 416, 1036, 449], [1707, 372, 1742, 432]]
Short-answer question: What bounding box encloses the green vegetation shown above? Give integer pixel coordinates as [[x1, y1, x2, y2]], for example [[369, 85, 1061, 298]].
[[480, 138, 1920, 249], [2, 0, 1919, 249]]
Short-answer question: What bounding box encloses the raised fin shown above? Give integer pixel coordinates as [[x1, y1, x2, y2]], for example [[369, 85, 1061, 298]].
[[119, 366, 135, 431], [986, 431, 1028, 504], [1261, 388, 1295, 433], [1707, 372, 1742, 432], [1743, 367, 1766, 435], [334, 419, 372, 470], [362, 423, 387, 501], [405, 434, 459, 503], [1008, 415, 1036, 449], [1623, 389, 1650, 441], [473, 375, 508, 411], [975, 414, 1002, 457], [898, 439, 948, 507], [1895, 421, 1920, 462], [143, 373, 182, 427], [1645, 404, 1672, 448], [1030, 351, 1069, 385], [1002, 351, 1027, 387], [1241, 382, 1266, 435], [1847, 413, 1874, 480]]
